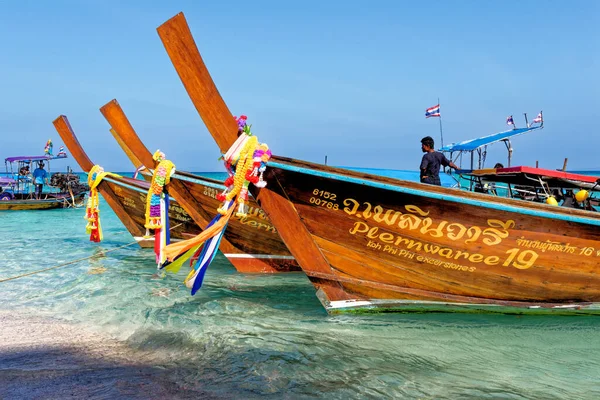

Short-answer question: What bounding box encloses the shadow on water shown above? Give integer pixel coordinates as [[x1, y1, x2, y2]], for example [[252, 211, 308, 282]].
[[0, 346, 220, 400]]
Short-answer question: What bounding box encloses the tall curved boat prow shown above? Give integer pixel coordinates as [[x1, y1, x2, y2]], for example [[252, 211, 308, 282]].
[[53, 115, 201, 247], [154, 12, 600, 314], [99, 100, 299, 273]]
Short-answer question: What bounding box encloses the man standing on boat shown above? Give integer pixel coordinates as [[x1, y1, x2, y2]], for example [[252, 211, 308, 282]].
[[32, 161, 49, 199], [420, 136, 458, 185]]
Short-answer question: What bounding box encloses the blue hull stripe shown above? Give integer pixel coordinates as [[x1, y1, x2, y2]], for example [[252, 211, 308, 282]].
[[269, 161, 600, 227], [103, 177, 178, 202]]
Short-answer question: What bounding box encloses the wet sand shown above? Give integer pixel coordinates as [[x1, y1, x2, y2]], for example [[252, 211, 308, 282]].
[[0, 311, 218, 399]]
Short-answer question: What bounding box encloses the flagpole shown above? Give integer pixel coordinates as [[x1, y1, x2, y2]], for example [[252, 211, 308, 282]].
[[438, 98, 444, 148]]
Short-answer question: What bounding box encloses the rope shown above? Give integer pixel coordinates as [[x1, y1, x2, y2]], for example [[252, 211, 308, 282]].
[[0, 223, 184, 283], [0, 241, 137, 283]]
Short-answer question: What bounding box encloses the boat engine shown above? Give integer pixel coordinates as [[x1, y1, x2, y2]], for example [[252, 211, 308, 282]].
[[50, 172, 89, 194]]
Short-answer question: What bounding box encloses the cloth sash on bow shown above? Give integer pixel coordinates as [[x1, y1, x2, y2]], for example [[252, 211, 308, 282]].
[[162, 114, 272, 295]]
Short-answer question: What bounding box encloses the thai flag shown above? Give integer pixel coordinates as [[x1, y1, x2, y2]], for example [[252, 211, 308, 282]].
[[425, 104, 440, 118], [532, 112, 543, 124], [506, 116, 515, 126]]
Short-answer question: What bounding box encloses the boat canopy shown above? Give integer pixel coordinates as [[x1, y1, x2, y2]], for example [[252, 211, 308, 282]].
[[467, 166, 600, 190], [0, 176, 16, 185], [440, 122, 544, 173], [439, 127, 539, 152], [4, 154, 67, 163]]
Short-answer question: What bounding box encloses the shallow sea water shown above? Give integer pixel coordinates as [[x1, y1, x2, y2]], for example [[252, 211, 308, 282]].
[[1, 173, 600, 399]]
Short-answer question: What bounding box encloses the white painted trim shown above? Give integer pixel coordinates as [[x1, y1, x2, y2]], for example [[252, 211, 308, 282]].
[[134, 236, 184, 243], [326, 298, 600, 311], [223, 254, 295, 260], [328, 300, 374, 309]]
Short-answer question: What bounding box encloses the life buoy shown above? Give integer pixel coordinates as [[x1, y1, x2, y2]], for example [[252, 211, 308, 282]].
[[0, 192, 13, 201]]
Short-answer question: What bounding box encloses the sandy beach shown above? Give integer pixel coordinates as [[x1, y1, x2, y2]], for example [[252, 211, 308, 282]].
[[0, 310, 219, 399]]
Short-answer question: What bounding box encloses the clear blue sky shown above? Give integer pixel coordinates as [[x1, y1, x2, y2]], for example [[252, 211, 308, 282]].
[[0, 0, 598, 172]]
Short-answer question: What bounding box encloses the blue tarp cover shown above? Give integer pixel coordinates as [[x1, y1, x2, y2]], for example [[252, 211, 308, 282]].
[[439, 127, 540, 152]]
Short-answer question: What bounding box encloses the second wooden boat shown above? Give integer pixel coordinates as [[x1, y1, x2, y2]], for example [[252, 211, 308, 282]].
[[99, 100, 299, 273]]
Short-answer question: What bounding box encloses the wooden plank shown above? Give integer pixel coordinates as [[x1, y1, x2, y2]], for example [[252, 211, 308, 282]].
[[157, 13, 237, 153], [109, 128, 146, 175]]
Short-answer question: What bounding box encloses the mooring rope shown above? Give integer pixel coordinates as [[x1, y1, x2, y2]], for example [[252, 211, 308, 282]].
[[0, 223, 184, 283]]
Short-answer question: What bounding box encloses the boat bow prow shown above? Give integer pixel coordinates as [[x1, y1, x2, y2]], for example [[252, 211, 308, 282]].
[[157, 12, 353, 301], [100, 99, 156, 168], [109, 128, 146, 173], [52, 115, 94, 173], [157, 12, 238, 152]]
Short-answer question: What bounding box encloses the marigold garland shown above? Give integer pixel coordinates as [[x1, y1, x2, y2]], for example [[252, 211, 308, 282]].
[[216, 115, 271, 217], [84, 165, 121, 242], [144, 150, 176, 269], [144, 151, 175, 229]]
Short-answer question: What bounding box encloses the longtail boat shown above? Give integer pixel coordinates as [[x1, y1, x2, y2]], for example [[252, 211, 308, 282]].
[[154, 12, 600, 314], [1, 154, 87, 211], [99, 100, 299, 273], [440, 125, 600, 207], [53, 115, 200, 247]]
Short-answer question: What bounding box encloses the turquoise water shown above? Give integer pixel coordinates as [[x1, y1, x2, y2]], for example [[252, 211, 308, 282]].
[[2, 174, 600, 398]]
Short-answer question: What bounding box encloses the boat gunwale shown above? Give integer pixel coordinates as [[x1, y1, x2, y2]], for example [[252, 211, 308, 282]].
[[269, 156, 600, 224]]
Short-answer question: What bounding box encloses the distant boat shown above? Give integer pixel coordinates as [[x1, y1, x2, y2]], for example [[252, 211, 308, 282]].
[[440, 125, 600, 209], [153, 12, 600, 314], [0, 154, 86, 211]]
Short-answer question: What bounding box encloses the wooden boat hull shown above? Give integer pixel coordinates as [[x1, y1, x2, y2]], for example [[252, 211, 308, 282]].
[[0, 193, 86, 210], [154, 12, 600, 313], [173, 171, 297, 273], [102, 176, 200, 247], [263, 158, 600, 313], [0, 198, 64, 210]]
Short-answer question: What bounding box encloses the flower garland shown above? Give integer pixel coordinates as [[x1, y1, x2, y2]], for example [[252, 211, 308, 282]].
[[162, 115, 272, 295], [217, 115, 272, 217], [84, 165, 121, 242], [44, 139, 53, 155], [85, 165, 104, 242], [144, 150, 176, 267]]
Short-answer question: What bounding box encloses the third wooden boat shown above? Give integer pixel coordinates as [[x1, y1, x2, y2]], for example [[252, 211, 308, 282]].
[[53, 115, 200, 247]]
